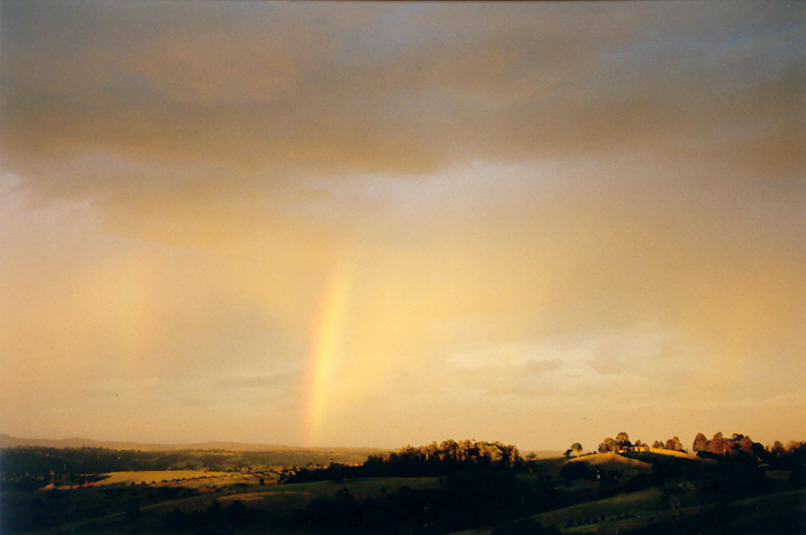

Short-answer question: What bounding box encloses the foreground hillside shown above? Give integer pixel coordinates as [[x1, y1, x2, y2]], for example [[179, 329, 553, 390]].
[[1, 437, 803, 534]]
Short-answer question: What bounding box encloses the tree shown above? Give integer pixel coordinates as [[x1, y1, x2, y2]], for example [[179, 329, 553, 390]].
[[693, 433, 708, 453], [709, 432, 724, 455], [598, 437, 617, 453], [665, 436, 683, 452], [786, 441, 803, 453], [571, 443, 583, 457], [616, 432, 631, 448], [737, 436, 753, 455]]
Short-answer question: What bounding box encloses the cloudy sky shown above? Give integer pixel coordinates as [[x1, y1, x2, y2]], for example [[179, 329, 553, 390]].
[[1, 1, 804, 451]]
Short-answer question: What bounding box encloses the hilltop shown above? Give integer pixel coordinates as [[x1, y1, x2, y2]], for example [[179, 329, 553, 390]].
[[567, 451, 653, 469], [1, 434, 803, 534]]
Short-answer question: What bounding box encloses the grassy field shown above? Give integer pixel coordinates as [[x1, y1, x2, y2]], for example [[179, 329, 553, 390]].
[[99, 483, 800, 535], [74, 470, 255, 488], [568, 452, 653, 469], [2, 446, 802, 535], [451, 488, 806, 535], [164, 476, 442, 515], [445, 489, 665, 535], [9, 475, 444, 534], [531, 488, 664, 530], [516, 457, 566, 480]]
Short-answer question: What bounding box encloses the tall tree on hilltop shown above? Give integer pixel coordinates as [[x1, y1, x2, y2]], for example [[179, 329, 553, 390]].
[[571, 443, 583, 457], [599, 437, 617, 453], [616, 432, 631, 449], [693, 433, 708, 453], [665, 436, 684, 451], [709, 432, 725, 455]]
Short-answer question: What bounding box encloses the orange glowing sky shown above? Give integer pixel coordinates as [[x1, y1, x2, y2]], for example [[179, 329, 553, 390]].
[[0, 2, 804, 451]]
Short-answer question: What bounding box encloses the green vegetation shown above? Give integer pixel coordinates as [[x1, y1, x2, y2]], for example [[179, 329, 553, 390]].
[[283, 440, 522, 483], [0, 446, 376, 491], [0, 433, 803, 534]]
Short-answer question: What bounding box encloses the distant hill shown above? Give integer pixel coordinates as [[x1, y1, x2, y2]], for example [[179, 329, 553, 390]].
[[0, 432, 383, 455]]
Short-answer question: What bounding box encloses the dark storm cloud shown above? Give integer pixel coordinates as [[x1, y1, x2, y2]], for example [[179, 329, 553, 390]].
[[1, 1, 802, 205]]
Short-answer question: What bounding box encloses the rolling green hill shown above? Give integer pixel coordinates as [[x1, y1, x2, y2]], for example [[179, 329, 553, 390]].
[[1, 437, 803, 535]]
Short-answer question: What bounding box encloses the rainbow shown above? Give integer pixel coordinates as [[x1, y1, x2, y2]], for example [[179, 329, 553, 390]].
[[304, 250, 357, 445]]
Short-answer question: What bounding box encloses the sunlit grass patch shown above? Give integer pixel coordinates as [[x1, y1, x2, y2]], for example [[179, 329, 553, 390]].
[[80, 470, 250, 487]]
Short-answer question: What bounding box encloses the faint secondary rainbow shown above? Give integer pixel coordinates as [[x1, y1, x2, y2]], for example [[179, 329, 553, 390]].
[[305, 250, 357, 446]]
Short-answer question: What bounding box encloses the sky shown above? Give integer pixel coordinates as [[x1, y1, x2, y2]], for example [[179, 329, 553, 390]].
[[0, 1, 804, 452]]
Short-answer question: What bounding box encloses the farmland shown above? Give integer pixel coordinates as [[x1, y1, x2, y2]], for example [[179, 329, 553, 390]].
[[1, 435, 804, 534], [69, 471, 254, 488]]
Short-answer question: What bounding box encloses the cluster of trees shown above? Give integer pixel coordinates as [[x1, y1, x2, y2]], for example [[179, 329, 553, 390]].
[[597, 432, 641, 453], [692, 432, 756, 456], [594, 431, 806, 457], [564, 442, 583, 458], [652, 437, 684, 451], [767, 440, 806, 459], [368, 440, 521, 466], [592, 430, 806, 465], [284, 440, 523, 483], [692, 432, 806, 462], [572, 432, 685, 456]]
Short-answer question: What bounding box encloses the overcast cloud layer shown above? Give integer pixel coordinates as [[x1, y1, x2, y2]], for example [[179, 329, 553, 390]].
[[1, 1, 804, 450]]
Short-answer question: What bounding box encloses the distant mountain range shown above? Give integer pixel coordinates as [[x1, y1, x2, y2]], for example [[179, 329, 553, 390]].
[[0, 433, 565, 459], [0, 432, 383, 453]]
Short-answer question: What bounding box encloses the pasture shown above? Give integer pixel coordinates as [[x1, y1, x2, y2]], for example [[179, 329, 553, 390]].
[[80, 470, 255, 488]]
